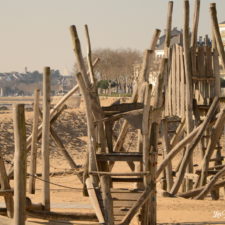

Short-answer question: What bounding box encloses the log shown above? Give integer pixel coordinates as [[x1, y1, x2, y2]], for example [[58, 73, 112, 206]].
[[100, 176, 114, 225], [13, 104, 26, 225], [41, 67, 51, 211], [28, 89, 40, 194]]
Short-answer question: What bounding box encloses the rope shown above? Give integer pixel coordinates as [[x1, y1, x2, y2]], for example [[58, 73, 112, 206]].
[[3, 159, 97, 191]]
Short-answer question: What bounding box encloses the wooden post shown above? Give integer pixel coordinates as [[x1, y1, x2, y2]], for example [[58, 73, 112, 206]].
[[28, 89, 40, 194], [13, 104, 27, 225], [191, 0, 200, 48], [210, 3, 225, 70], [100, 176, 114, 225], [148, 123, 158, 225], [183, 0, 194, 191], [191, 0, 200, 76], [84, 24, 96, 86], [150, 29, 161, 50], [164, 1, 174, 57], [41, 67, 51, 211], [162, 119, 173, 191]]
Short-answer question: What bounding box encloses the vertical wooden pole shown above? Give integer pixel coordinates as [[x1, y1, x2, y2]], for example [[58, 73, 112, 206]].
[[191, 0, 200, 48], [164, 1, 174, 57], [210, 3, 225, 70], [41, 67, 51, 211], [162, 119, 173, 191], [148, 122, 158, 225], [100, 175, 114, 225], [29, 89, 40, 194], [13, 104, 27, 225], [183, 0, 194, 191]]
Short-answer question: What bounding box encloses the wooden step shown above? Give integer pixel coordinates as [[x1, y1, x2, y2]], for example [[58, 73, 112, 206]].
[[96, 152, 142, 162], [111, 177, 143, 183]]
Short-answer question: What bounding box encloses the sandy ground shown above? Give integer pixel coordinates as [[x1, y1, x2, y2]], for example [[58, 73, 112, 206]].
[[0, 97, 224, 225]]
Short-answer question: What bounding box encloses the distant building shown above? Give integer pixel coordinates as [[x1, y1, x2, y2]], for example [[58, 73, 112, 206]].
[[155, 27, 183, 58]]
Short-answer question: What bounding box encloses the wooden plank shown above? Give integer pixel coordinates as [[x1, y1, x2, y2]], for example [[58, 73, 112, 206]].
[[111, 178, 143, 183], [102, 103, 143, 114], [96, 153, 142, 162], [168, 61, 173, 116], [113, 201, 136, 208], [111, 192, 142, 201], [41, 67, 51, 211], [212, 49, 220, 97], [175, 45, 181, 116], [180, 46, 185, 118], [13, 104, 26, 225], [113, 208, 130, 216], [171, 45, 176, 116]]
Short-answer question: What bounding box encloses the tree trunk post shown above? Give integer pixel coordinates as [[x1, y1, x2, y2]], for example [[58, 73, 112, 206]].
[[41, 67, 51, 211], [13, 104, 27, 225]]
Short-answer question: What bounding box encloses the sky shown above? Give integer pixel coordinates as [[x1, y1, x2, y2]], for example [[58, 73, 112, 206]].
[[0, 0, 225, 74]]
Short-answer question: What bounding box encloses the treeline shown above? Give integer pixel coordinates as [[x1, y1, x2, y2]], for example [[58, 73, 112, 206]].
[[74, 48, 142, 95]]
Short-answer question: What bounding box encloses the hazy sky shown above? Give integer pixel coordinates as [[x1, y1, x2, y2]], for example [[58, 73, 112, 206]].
[[0, 0, 224, 74]]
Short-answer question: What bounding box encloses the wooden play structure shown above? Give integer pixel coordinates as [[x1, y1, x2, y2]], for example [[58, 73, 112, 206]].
[[0, 0, 225, 225]]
